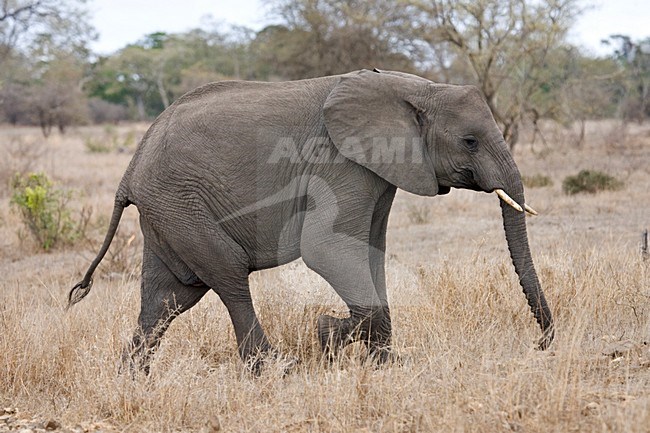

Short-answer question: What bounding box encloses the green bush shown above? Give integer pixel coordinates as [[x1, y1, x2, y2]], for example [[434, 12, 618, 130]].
[[562, 170, 623, 195], [522, 174, 554, 188], [10, 172, 89, 250]]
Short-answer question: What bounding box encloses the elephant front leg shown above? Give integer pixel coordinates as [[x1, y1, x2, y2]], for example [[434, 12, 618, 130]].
[[317, 314, 350, 359], [365, 186, 397, 364], [300, 182, 393, 363], [363, 306, 394, 364], [317, 306, 391, 362]]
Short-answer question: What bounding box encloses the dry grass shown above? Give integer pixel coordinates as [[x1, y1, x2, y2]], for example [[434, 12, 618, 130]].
[[0, 120, 648, 432]]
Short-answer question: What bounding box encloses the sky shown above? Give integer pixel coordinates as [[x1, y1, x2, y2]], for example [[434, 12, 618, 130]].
[[88, 0, 272, 54], [89, 0, 650, 57]]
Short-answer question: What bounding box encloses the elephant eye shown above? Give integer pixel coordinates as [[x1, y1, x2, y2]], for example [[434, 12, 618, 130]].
[[463, 136, 478, 151]]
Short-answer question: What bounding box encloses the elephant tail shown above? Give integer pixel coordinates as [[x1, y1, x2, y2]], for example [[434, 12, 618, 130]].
[[67, 192, 130, 310]]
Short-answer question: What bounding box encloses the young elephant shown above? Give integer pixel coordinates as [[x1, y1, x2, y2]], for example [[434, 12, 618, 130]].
[[68, 69, 554, 372]]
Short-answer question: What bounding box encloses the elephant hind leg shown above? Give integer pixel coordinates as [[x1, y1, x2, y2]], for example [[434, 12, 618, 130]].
[[212, 282, 274, 374], [123, 244, 209, 375], [147, 213, 276, 373]]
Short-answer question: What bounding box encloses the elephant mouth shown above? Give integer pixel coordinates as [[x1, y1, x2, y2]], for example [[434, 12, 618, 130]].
[[493, 189, 538, 215], [437, 185, 451, 195], [445, 168, 483, 192]]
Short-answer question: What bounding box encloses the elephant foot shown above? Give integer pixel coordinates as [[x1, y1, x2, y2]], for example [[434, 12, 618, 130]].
[[244, 348, 299, 377], [365, 342, 402, 366], [272, 354, 300, 377], [317, 314, 352, 360], [318, 311, 396, 365], [536, 325, 555, 351], [119, 345, 154, 377]]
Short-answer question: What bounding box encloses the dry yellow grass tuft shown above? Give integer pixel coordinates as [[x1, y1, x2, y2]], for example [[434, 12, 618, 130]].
[[0, 121, 648, 432]]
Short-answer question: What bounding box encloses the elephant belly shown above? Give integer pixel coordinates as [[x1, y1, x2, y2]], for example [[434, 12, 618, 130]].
[[228, 202, 307, 272], [201, 169, 313, 272]]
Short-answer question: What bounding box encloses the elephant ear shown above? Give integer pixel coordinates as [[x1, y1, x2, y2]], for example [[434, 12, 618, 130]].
[[323, 69, 439, 196]]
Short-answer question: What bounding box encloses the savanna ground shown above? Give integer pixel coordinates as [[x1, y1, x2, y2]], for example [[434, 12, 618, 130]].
[[0, 120, 648, 433]]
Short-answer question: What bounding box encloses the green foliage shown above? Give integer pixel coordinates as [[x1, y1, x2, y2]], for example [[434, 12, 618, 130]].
[[85, 29, 256, 119], [562, 170, 624, 195], [10, 172, 88, 250], [603, 35, 650, 121], [522, 174, 554, 188]]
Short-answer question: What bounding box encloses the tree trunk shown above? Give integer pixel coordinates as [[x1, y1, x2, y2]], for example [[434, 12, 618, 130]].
[[156, 75, 170, 109], [136, 95, 146, 120]]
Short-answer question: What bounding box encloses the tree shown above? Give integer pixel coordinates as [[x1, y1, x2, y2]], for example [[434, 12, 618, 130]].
[[86, 28, 263, 119], [0, 0, 95, 61], [86, 32, 176, 119], [0, 39, 90, 133], [603, 35, 650, 122], [0, 1, 95, 132], [26, 53, 89, 136], [258, 0, 417, 80], [554, 48, 620, 146], [0, 51, 31, 124], [405, 0, 582, 149], [101, 44, 163, 119]]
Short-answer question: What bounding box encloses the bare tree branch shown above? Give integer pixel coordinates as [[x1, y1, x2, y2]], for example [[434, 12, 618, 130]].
[[406, 0, 581, 148]]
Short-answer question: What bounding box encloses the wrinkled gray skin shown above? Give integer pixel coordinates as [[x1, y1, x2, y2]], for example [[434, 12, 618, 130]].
[[68, 69, 554, 373]]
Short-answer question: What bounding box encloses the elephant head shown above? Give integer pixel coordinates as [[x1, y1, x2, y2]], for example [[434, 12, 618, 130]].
[[323, 69, 554, 349]]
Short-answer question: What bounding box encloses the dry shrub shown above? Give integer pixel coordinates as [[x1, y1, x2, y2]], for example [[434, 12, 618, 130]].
[[522, 174, 554, 188], [103, 228, 142, 277], [406, 203, 431, 225], [84, 125, 140, 154], [0, 136, 45, 197], [87, 98, 129, 124], [602, 121, 630, 150]]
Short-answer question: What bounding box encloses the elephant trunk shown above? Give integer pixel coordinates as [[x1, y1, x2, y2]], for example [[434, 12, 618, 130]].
[[499, 174, 554, 349]]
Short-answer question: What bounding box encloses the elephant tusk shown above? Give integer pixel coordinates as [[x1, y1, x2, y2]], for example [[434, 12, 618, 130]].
[[494, 189, 523, 212], [524, 204, 538, 216]]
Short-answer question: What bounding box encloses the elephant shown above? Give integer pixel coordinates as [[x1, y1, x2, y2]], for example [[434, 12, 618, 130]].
[[68, 68, 554, 373]]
